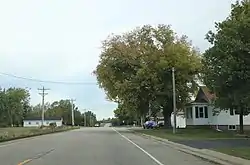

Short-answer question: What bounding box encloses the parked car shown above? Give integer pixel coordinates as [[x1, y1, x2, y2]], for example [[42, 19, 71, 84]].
[[94, 123, 100, 127], [143, 120, 157, 129], [157, 120, 164, 128]]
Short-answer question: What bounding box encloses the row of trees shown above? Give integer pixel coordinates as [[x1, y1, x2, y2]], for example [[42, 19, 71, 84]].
[[99, 117, 131, 126], [95, 0, 250, 133], [0, 87, 97, 127]]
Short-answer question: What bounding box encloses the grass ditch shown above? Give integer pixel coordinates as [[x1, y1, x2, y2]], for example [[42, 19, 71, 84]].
[[0, 126, 80, 142]]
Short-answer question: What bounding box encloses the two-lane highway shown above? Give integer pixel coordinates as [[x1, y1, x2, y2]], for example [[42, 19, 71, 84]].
[[0, 127, 215, 165]]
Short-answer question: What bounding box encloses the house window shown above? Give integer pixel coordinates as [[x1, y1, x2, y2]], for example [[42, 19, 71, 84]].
[[186, 108, 189, 119], [189, 107, 193, 119], [46, 122, 49, 124], [195, 106, 208, 118], [228, 125, 236, 130], [36, 122, 39, 125], [28, 122, 31, 125], [204, 106, 208, 118], [230, 109, 234, 116], [199, 107, 204, 118], [195, 107, 199, 118]]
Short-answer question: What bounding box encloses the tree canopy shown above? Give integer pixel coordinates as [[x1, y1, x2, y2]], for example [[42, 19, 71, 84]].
[[202, 0, 250, 133], [0, 87, 30, 127], [113, 102, 137, 125], [95, 24, 202, 127]]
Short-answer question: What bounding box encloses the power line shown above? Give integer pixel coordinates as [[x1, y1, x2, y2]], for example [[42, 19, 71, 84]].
[[0, 72, 97, 85]]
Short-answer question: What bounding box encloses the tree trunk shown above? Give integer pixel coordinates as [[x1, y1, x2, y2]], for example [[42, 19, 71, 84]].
[[7, 110, 13, 127], [139, 100, 149, 122], [239, 107, 244, 134], [163, 106, 172, 128], [140, 116, 145, 127]]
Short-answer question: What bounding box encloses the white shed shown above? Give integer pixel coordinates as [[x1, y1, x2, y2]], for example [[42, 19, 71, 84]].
[[23, 117, 63, 127], [156, 111, 186, 128]]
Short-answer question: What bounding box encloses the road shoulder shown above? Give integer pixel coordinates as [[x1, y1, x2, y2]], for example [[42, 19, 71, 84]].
[[132, 130, 250, 165], [113, 127, 215, 165]]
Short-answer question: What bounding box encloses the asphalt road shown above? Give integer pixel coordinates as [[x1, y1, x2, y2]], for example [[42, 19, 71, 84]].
[[0, 127, 216, 165]]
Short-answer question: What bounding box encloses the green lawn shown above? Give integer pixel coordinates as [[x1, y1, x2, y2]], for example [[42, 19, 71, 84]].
[[134, 128, 250, 160], [0, 127, 42, 137], [0, 126, 79, 142], [214, 147, 250, 160], [133, 128, 239, 140]]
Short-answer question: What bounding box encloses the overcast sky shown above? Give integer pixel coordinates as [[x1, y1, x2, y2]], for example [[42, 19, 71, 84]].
[[0, 0, 235, 120]]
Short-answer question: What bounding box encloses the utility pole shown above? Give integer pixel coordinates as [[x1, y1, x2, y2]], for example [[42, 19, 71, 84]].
[[89, 115, 92, 127], [172, 67, 177, 134], [84, 109, 87, 127], [38, 86, 50, 126], [70, 99, 76, 126]]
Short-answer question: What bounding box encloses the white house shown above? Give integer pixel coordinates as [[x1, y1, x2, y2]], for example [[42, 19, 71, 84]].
[[185, 86, 250, 131], [23, 117, 63, 127]]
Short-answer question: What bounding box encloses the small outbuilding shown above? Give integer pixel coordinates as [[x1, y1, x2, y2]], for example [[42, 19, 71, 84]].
[[23, 117, 63, 127]]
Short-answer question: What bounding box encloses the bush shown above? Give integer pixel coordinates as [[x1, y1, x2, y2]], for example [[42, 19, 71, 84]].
[[49, 122, 57, 127]]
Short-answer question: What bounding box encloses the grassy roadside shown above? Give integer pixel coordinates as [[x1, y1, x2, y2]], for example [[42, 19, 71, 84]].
[[0, 126, 80, 142], [133, 128, 238, 140], [214, 148, 250, 160], [134, 128, 250, 160]]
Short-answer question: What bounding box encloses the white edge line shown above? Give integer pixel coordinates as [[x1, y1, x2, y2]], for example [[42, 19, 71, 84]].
[[112, 128, 164, 165], [0, 143, 14, 148], [0, 141, 20, 148]]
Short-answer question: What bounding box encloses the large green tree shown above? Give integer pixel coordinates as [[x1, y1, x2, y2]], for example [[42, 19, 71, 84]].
[[0, 87, 30, 127], [95, 24, 201, 127], [203, 0, 250, 134]]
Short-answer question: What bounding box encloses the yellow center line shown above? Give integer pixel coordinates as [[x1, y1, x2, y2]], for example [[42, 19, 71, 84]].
[[17, 159, 32, 165]]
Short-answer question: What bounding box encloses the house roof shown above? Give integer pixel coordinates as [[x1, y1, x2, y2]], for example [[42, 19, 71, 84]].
[[200, 86, 216, 102], [23, 117, 62, 121], [186, 86, 216, 105]]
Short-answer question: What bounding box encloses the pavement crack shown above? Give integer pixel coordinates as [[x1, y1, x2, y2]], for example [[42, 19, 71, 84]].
[[32, 148, 55, 160], [17, 148, 55, 165]]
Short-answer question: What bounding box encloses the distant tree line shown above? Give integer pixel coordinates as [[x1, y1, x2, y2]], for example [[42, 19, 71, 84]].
[[0, 87, 97, 127], [99, 117, 133, 126]]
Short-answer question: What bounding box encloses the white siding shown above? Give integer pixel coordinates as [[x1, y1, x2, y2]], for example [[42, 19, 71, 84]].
[[208, 106, 216, 125], [211, 109, 250, 125], [186, 106, 194, 125], [186, 104, 250, 126], [23, 120, 62, 127]]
